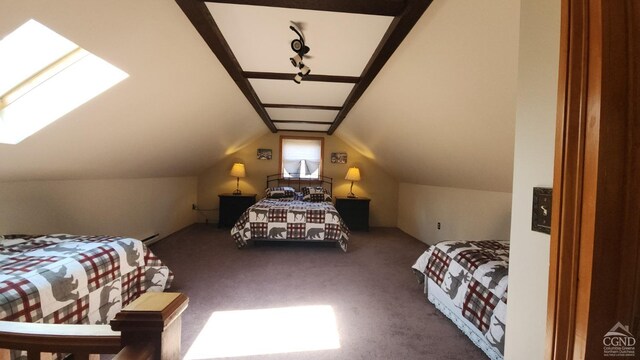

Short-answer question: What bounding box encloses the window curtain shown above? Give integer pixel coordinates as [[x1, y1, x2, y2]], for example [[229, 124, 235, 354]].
[[283, 160, 301, 175], [304, 160, 320, 174], [282, 138, 322, 177]]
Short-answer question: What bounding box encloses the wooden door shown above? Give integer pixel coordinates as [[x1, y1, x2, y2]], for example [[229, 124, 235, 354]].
[[546, 0, 639, 359]]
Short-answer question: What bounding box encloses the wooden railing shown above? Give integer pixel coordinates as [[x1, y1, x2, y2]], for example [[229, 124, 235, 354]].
[[0, 292, 188, 360]]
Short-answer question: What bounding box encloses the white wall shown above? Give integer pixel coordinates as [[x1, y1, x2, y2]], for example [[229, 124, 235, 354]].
[[0, 177, 198, 240], [504, 0, 560, 358], [397, 183, 512, 245]]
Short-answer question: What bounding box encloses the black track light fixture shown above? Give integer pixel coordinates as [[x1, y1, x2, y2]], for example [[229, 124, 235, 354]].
[[289, 23, 311, 84]]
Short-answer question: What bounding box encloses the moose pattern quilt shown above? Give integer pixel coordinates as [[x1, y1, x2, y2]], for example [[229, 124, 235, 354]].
[[0, 234, 173, 328], [414, 240, 508, 358], [230, 198, 349, 251]]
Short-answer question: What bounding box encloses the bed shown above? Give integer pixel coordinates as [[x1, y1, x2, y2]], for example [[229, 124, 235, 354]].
[[0, 234, 173, 328], [412, 240, 509, 360], [230, 174, 350, 251]]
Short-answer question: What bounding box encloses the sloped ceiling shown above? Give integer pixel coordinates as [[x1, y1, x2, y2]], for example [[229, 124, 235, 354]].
[[176, 0, 431, 134], [1, 0, 519, 194], [0, 0, 267, 181], [336, 0, 520, 192]]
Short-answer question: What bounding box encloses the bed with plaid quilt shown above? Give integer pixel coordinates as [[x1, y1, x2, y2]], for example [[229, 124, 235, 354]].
[[230, 198, 349, 251], [412, 240, 508, 360], [0, 234, 172, 334]]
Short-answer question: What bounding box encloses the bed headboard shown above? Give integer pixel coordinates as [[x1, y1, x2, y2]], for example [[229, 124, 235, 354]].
[[266, 174, 333, 196]]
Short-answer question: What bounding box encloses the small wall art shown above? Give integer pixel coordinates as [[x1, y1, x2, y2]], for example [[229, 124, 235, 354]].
[[257, 148, 272, 160], [331, 152, 347, 164]]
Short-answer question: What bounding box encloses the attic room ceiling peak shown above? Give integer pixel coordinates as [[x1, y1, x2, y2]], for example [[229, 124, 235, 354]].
[[175, 0, 432, 134]]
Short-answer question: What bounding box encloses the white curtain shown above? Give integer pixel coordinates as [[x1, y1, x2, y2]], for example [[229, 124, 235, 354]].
[[283, 160, 301, 174], [304, 160, 320, 174], [282, 139, 322, 177]]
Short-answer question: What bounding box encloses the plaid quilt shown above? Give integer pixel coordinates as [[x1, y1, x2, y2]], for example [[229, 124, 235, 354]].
[[415, 240, 508, 356], [0, 234, 173, 328], [230, 199, 349, 251]]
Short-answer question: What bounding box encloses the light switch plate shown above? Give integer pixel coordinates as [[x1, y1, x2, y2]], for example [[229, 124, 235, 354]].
[[532, 187, 552, 234]]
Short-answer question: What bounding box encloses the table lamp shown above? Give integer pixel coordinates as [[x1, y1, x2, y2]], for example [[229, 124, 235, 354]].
[[230, 163, 246, 195], [345, 167, 361, 198]]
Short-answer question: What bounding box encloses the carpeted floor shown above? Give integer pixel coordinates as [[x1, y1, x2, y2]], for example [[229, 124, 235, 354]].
[[150, 224, 487, 360]]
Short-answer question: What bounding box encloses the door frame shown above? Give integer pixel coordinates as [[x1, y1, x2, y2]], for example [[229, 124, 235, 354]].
[[546, 0, 639, 358]]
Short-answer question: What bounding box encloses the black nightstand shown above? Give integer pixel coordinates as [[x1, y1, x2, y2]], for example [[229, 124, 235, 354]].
[[218, 193, 256, 228], [335, 197, 370, 231]]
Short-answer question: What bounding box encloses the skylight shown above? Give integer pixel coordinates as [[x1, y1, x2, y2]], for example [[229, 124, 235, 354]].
[[0, 19, 128, 144]]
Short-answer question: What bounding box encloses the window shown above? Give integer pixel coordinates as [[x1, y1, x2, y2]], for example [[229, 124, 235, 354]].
[[280, 137, 324, 179], [0, 19, 129, 144]]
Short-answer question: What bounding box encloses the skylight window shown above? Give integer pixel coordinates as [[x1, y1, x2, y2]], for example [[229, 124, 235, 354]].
[[0, 19, 128, 144]]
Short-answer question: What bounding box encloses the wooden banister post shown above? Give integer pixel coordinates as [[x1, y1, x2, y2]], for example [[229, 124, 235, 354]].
[[110, 292, 188, 360]]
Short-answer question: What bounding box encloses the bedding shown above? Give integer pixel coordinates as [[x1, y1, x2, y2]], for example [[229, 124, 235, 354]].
[[301, 186, 332, 202], [265, 186, 296, 199], [412, 240, 509, 359], [0, 234, 172, 327], [230, 198, 349, 251]]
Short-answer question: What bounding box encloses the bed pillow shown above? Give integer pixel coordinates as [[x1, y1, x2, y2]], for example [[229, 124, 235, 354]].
[[265, 186, 296, 199], [302, 186, 332, 202]]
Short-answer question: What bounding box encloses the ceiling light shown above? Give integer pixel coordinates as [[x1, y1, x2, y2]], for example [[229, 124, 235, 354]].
[[290, 54, 302, 68], [289, 23, 311, 84], [298, 63, 310, 76], [289, 25, 309, 56]]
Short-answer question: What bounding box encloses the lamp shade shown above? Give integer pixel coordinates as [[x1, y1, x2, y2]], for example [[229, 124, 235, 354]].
[[229, 163, 246, 178], [345, 167, 361, 181]]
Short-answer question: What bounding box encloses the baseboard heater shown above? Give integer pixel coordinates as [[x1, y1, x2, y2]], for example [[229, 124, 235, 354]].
[[141, 233, 160, 246]]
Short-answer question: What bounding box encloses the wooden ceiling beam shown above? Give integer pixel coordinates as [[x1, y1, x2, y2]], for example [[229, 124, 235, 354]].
[[328, 0, 433, 134], [276, 129, 328, 134], [199, 0, 407, 16], [272, 120, 333, 125], [244, 72, 359, 84], [175, 0, 277, 132], [263, 104, 343, 111]]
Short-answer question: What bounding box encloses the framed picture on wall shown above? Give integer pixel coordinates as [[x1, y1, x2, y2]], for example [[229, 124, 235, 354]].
[[331, 152, 347, 164], [257, 148, 272, 160]]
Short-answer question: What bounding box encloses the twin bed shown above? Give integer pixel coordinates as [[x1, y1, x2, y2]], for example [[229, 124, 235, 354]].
[[0, 233, 172, 359], [412, 239, 509, 360], [230, 174, 350, 251]]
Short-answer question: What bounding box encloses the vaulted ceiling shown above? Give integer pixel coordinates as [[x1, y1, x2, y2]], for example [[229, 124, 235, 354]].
[[0, 0, 519, 193], [176, 0, 432, 134]]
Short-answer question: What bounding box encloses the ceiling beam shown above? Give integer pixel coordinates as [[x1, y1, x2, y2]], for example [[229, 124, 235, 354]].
[[272, 120, 333, 124], [176, 0, 277, 132], [263, 104, 343, 111], [200, 0, 406, 16], [244, 72, 359, 84], [328, 0, 433, 134], [276, 129, 328, 134]]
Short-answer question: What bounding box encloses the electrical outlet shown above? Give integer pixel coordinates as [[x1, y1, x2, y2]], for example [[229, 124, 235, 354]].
[[192, 204, 197, 210], [437, 222, 441, 230]]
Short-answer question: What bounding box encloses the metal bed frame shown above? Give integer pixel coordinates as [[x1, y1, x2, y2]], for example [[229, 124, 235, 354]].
[[265, 173, 333, 197]]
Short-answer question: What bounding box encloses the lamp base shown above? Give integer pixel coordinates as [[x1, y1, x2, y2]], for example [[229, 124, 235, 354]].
[[233, 189, 242, 195], [347, 193, 357, 198]]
